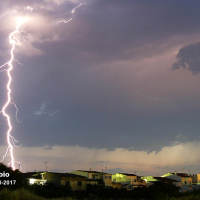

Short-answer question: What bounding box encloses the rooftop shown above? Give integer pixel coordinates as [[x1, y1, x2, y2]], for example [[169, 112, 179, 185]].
[[76, 170, 109, 174], [42, 172, 86, 178], [154, 176, 180, 182], [171, 173, 190, 177], [119, 173, 137, 176]]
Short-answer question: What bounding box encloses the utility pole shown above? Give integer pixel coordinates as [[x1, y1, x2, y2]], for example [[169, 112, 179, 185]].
[[44, 161, 49, 171]]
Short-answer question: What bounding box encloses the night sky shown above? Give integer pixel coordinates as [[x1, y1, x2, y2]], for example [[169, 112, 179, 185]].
[[0, 0, 200, 175]]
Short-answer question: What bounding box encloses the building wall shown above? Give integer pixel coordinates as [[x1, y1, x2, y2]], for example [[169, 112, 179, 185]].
[[132, 179, 146, 187], [112, 173, 128, 183], [181, 177, 192, 185], [192, 174, 200, 184], [71, 171, 112, 187], [126, 175, 137, 185], [197, 174, 200, 184], [42, 172, 61, 186], [113, 173, 145, 187], [192, 175, 197, 183], [41, 172, 87, 190], [88, 172, 103, 179], [71, 171, 103, 181], [70, 180, 86, 191], [86, 180, 99, 185], [104, 174, 112, 187], [61, 177, 86, 191], [161, 173, 193, 186]]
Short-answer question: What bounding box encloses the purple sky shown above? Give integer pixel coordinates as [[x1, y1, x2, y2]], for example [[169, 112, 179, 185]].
[[0, 0, 200, 176]]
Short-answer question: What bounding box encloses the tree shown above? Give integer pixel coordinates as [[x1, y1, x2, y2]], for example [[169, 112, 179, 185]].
[[0, 163, 27, 190]]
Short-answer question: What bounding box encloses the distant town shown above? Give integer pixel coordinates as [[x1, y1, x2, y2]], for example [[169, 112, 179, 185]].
[[24, 168, 200, 193]]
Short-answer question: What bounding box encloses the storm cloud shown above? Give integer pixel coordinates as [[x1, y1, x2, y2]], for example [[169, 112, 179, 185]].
[[1, 0, 200, 173], [172, 41, 200, 74]]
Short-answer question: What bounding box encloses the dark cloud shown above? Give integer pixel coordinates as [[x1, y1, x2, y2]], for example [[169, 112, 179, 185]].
[[1, 0, 200, 156], [66, 0, 200, 63], [172, 41, 200, 74]]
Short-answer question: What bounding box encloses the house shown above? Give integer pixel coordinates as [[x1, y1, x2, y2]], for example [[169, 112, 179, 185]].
[[162, 172, 192, 186], [141, 175, 180, 187], [23, 172, 45, 185], [141, 176, 159, 187], [113, 173, 146, 188], [154, 176, 180, 185], [70, 169, 112, 187], [41, 172, 87, 191], [192, 174, 200, 185], [179, 173, 192, 185]]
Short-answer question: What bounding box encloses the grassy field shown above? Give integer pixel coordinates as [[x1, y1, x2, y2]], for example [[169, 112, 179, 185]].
[[170, 195, 200, 200], [0, 188, 78, 200]]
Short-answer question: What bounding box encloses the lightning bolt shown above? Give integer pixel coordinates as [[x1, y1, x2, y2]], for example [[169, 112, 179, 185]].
[[0, 3, 83, 170], [58, 18, 72, 24], [0, 7, 32, 170], [71, 3, 86, 14], [58, 2, 86, 24]]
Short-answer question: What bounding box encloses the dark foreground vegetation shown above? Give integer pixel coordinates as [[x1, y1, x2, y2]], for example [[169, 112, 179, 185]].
[[1, 163, 200, 200], [1, 187, 200, 200]]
